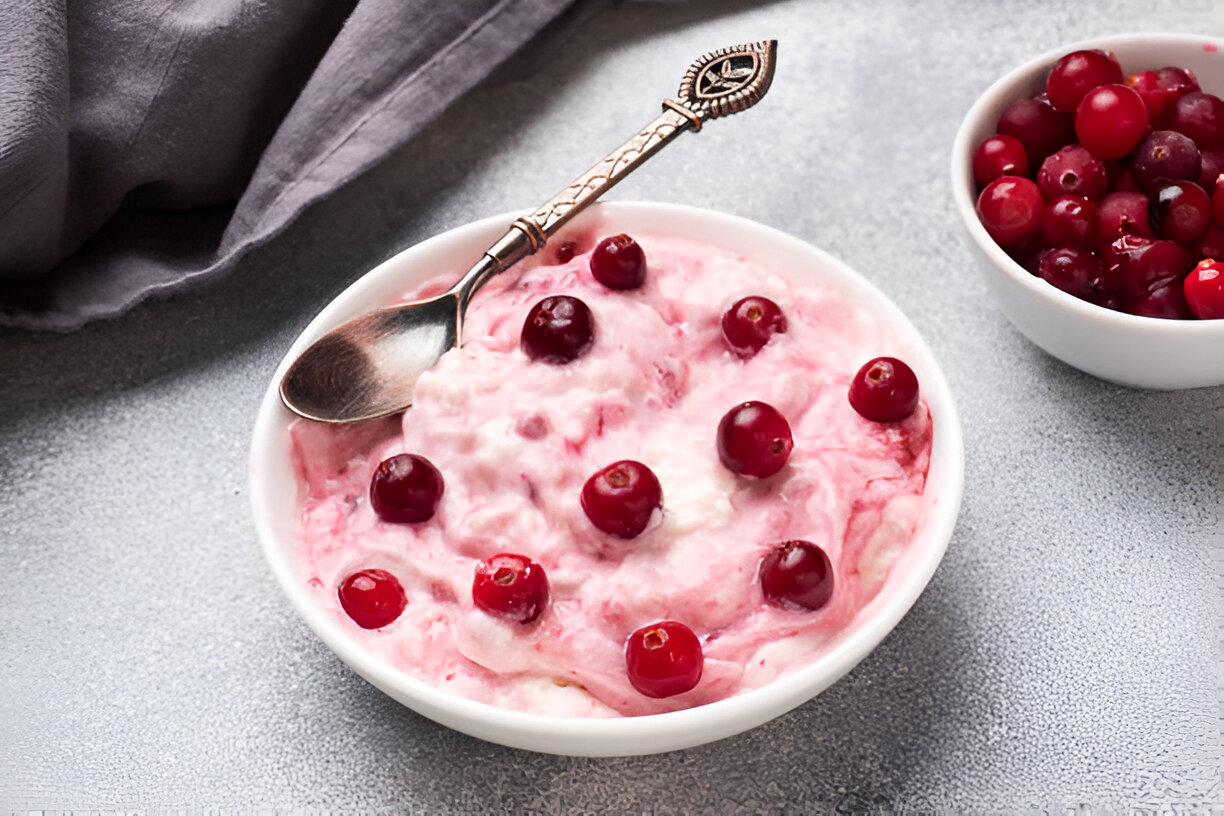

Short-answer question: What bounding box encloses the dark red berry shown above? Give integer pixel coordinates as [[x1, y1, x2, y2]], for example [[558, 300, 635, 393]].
[[1103, 234, 1193, 307], [1047, 49, 1123, 113], [1184, 259, 1224, 319], [1129, 280, 1192, 319], [759, 540, 834, 611], [553, 240, 578, 264], [1042, 195, 1097, 248], [972, 134, 1029, 187], [1075, 83, 1148, 159], [1037, 145, 1108, 200], [997, 96, 1075, 167], [625, 621, 703, 698], [1149, 180, 1212, 244], [1130, 130, 1201, 193], [1168, 91, 1224, 149], [1214, 173, 1224, 226], [721, 296, 788, 357], [1197, 150, 1224, 196], [1127, 66, 1200, 127], [1194, 225, 1224, 261], [589, 234, 646, 290], [370, 453, 444, 524], [472, 553, 549, 624], [848, 357, 919, 423], [976, 175, 1045, 247], [521, 295, 594, 363], [581, 460, 663, 539], [338, 569, 407, 629], [1037, 246, 1102, 300], [716, 401, 793, 478], [1096, 191, 1153, 246]]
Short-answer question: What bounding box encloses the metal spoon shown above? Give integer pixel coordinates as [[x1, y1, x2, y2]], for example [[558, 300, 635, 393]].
[[280, 40, 777, 423]]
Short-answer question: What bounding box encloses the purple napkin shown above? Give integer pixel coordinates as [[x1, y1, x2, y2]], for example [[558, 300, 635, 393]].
[[0, 0, 601, 330]]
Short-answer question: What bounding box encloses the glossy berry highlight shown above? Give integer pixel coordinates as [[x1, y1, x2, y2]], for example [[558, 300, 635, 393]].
[[581, 460, 663, 539], [716, 401, 793, 478], [521, 295, 595, 363], [338, 569, 407, 630], [590, 234, 647, 290], [721, 296, 788, 357], [759, 540, 834, 611], [472, 554, 549, 624], [848, 357, 919, 422], [625, 620, 703, 698], [370, 453, 444, 523]]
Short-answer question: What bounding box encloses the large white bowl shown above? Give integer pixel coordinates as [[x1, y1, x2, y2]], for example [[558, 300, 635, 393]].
[[951, 32, 1224, 389], [250, 201, 964, 756]]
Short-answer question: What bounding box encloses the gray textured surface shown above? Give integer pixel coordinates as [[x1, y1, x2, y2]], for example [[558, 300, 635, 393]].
[[2, 0, 1222, 811]]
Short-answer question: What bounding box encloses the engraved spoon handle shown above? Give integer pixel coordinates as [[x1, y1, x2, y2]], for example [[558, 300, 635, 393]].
[[452, 40, 777, 311]]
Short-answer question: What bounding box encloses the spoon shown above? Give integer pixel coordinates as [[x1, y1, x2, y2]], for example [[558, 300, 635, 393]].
[[280, 40, 777, 423]]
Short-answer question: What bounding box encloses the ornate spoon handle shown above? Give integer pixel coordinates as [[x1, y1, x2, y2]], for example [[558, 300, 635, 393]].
[[453, 40, 777, 309]]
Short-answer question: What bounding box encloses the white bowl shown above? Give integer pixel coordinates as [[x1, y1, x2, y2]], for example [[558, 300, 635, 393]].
[[250, 201, 964, 756], [951, 32, 1224, 389]]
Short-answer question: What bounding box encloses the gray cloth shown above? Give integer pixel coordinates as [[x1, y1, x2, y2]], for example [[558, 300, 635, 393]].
[[0, 0, 598, 330]]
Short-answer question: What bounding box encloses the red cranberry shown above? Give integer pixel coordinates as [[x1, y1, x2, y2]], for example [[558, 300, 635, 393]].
[[1129, 130, 1202, 193], [1075, 83, 1148, 159], [553, 240, 578, 264], [1103, 234, 1193, 306], [997, 96, 1075, 167], [848, 357, 919, 423], [1197, 150, 1224, 195], [521, 295, 594, 363], [721, 296, 788, 357], [759, 540, 834, 611], [1037, 145, 1108, 200], [581, 460, 663, 539], [590, 234, 647, 290], [472, 553, 549, 624], [1129, 280, 1192, 319], [1194, 225, 1224, 260], [1047, 49, 1123, 113], [370, 453, 444, 523], [1096, 191, 1153, 246], [1127, 66, 1200, 127], [973, 134, 1029, 187], [338, 569, 407, 630], [1037, 246, 1102, 300], [625, 621, 703, 698], [1149, 180, 1212, 244], [1042, 195, 1097, 248], [1214, 174, 1224, 226], [716, 401, 793, 478], [1169, 91, 1224, 149], [976, 175, 1045, 247], [1184, 259, 1224, 319]]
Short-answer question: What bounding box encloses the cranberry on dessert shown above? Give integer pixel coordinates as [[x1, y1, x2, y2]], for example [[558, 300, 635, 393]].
[[590, 233, 647, 290], [1046, 49, 1123, 113], [716, 401, 793, 478], [521, 295, 595, 363], [972, 134, 1029, 187], [848, 357, 919, 423], [370, 453, 444, 523], [1129, 130, 1201, 193], [581, 460, 663, 539], [759, 540, 834, 612], [1075, 83, 1148, 159], [1184, 258, 1224, 319], [1036, 145, 1108, 201], [339, 569, 407, 630], [976, 176, 1045, 247], [721, 295, 788, 357], [1038, 246, 1102, 300], [996, 96, 1074, 166], [1148, 180, 1212, 244], [472, 553, 549, 624], [625, 620, 703, 698]]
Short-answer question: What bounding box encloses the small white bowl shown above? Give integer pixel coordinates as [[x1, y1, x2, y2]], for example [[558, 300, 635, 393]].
[[951, 32, 1224, 389], [250, 202, 964, 756]]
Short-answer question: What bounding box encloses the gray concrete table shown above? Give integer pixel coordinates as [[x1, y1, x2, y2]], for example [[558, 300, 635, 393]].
[[3, 1, 1221, 811]]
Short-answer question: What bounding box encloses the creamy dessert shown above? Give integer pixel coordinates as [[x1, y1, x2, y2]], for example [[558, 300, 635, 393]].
[[289, 229, 933, 717]]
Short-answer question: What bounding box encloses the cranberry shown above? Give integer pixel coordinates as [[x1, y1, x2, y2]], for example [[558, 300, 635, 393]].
[[716, 401, 793, 478], [472, 553, 549, 624], [1184, 258, 1224, 319], [1103, 234, 1193, 306], [1129, 280, 1192, 319], [370, 453, 444, 523], [1075, 83, 1148, 159], [1198, 151, 1224, 196], [759, 540, 834, 611], [997, 96, 1075, 167], [1037, 246, 1102, 300], [589, 234, 647, 290], [1127, 66, 1200, 127], [1149, 180, 1212, 244], [553, 240, 578, 264], [972, 134, 1029, 187], [1129, 130, 1202, 193], [976, 175, 1045, 247], [1214, 174, 1224, 226], [1195, 225, 1224, 261], [1037, 145, 1108, 200], [848, 357, 919, 423], [625, 620, 703, 698], [1042, 195, 1097, 248], [1096, 191, 1153, 246], [338, 569, 407, 629], [521, 295, 594, 363], [1047, 49, 1123, 113], [581, 460, 663, 539], [721, 296, 788, 357], [1169, 91, 1224, 149]]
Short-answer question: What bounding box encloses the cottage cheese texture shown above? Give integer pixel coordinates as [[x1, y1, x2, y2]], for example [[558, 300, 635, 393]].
[[290, 231, 933, 717]]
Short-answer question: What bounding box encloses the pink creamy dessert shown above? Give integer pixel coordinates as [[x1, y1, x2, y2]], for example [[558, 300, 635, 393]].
[[289, 230, 933, 717]]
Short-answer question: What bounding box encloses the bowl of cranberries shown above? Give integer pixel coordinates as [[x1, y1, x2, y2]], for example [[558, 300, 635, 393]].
[[952, 33, 1224, 389], [251, 201, 964, 755]]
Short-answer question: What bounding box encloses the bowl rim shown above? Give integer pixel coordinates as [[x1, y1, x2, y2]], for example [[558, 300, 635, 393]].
[[950, 31, 1224, 338], [250, 200, 965, 755]]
